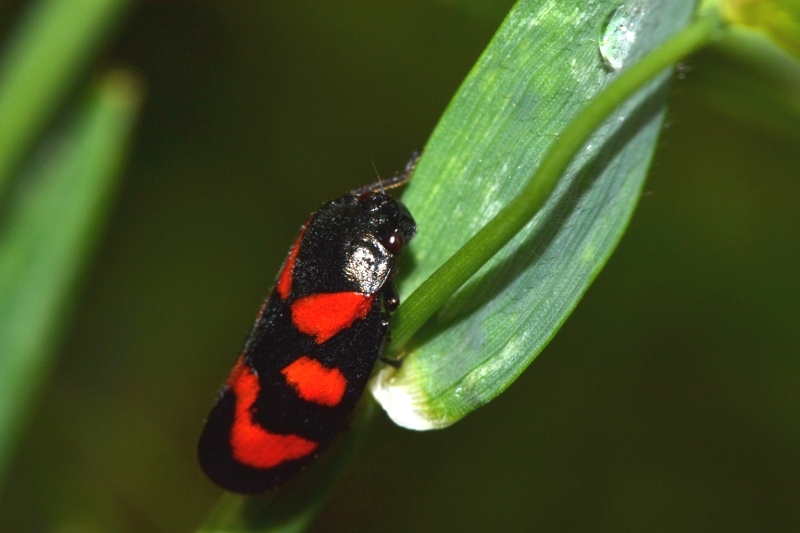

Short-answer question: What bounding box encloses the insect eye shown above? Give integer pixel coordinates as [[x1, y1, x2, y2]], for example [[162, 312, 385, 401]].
[[382, 229, 405, 253]]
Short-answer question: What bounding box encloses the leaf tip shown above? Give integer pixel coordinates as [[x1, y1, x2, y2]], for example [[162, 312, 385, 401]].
[[370, 367, 450, 431]]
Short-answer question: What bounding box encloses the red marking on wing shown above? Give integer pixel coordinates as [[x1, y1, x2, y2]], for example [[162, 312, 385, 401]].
[[290, 292, 375, 344], [276, 221, 310, 300], [281, 356, 347, 407], [227, 356, 318, 469]]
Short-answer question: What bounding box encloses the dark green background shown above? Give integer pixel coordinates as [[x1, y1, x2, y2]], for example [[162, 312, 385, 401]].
[[1, 2, 798, 531]]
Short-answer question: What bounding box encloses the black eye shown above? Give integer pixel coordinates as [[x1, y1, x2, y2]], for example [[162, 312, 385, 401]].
[[382, 229, 404, 253]]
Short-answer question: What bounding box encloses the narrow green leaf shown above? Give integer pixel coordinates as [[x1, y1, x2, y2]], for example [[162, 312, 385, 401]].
[[0, 0, 132, 195], [0, 70, 142, 483], [371, 0, 698, 429]]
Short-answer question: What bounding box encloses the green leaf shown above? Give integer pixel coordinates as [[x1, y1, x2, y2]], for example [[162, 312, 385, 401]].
[[0, 70, 142, 483], [719, 0, 800, 60], [371, 0, 697, 429], [699, 26, 800, 141], [0, 0, 132, 195]]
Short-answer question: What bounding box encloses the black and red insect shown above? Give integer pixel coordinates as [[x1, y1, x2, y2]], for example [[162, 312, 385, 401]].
[[198, 156, 417, 493]]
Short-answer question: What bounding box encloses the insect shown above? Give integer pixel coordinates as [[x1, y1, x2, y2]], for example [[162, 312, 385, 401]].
[[198, 155, 418, 493]]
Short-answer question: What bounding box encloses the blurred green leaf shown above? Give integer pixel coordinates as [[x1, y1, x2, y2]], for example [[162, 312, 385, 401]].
[[697, 26, 800, 140], [0, 0, 131, 195], [371, 0, 697, 429], [0, 70, 142, 484], [719, 0, 800, 59]]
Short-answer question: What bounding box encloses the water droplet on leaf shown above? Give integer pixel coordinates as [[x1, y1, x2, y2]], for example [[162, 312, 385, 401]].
[[599, 2, 646, 71]]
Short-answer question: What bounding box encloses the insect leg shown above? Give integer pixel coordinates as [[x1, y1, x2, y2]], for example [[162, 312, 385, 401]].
[[349, 151, 420, 196]]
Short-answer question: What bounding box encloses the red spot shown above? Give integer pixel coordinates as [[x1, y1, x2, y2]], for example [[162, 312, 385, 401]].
[[290, 292, 375, 344], [281, 356, 347, 407], [276, 221, 310, 300], [227, 356, 318, 469]]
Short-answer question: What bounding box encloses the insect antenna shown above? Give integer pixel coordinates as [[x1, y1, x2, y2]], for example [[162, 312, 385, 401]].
[[371, 159, 387, 194]]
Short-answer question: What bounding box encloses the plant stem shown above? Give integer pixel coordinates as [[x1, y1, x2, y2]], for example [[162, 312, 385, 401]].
[[388, 11, 726, 355]]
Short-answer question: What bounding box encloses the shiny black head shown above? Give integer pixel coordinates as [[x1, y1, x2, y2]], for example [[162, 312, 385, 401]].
[[356, 191, 416, 255]]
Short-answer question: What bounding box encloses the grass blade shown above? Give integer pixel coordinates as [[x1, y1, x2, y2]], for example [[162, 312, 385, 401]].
[[372, 0, 698, 429], [0, 0, 132, 195], [0, 70, 142, 483]]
